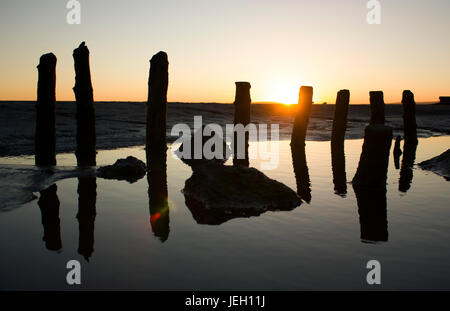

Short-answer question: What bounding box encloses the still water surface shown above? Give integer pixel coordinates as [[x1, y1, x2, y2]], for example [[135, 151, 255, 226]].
[[1, 137, 450, 290]]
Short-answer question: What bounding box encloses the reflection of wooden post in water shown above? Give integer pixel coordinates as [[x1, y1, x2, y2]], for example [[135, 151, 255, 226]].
[[38, 184, 62, 251], [353, 184, 388, 242], [35, 53, 57, 166], [393, 136, 402, 170], [369, 91, 385, 125], [73, 42, 96, 166], [148, 164, 170, 242], [146, 51, 169, 169], [77, 178, 97, 261], [291, 86, 313, 148], [291, 146, 311, 203], [331, 90, 350, 196], [399, 91, 418, 192], [233, 82, 251, 167]]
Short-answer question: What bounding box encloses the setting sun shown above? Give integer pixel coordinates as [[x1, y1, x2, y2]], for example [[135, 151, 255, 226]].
[[266, 82, 300, 105]]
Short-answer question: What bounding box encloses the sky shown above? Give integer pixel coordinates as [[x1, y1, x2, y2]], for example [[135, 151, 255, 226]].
[[0, 0, 449, 104]]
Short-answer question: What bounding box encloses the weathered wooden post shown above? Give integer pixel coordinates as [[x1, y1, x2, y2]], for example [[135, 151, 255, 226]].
[[331, 90, 350, 196], [146, 51, 169, 171], [402, 90, 418, 145], [233, 82, 251, 166], [77, 177, 97, 261], [35, 53, 57, 166], [331, 89, 350, 147], [369, 91, 385, 125], [38, 184, 62, 251], [73, 42, 96, 166], [291, 86, 313, 148]]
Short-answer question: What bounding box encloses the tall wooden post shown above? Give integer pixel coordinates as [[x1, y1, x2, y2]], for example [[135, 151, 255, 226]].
[[73, 42, 96, 166], [146, 51, 169, 171], [291, 86, 313, 148], [233, 82, 251, 166], [35, 53, 57, 166]]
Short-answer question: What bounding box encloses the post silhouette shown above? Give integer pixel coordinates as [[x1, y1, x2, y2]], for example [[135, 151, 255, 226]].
[[73, 42, 96, 166], [77, 177, 97, 261], [146, 51, 169, 170], [402, 90, 418, 145], [369, 91, 385, 125], [38, 184, 62, 251], [35, 53, 57, 166], [291, 86, 313, 148], [331, 90, 350, 196], [233, 82, 251, 167], [331, 89, 350, 147]]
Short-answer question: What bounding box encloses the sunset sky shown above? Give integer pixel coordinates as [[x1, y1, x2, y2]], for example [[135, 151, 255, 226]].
[[0, 0, 449, 104]]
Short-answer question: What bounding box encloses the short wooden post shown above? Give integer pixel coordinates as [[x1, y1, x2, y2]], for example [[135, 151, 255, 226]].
[[401, 90, 418, 145], [352, 125, 393, 187], [369, 91, 385, 125], [73, 42, 96, 166], [331, 89, 350, 148], [35, 53, 57, 166]]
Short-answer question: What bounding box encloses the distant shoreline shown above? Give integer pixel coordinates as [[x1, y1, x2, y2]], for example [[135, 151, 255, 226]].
[[0, 100, 442, 105]]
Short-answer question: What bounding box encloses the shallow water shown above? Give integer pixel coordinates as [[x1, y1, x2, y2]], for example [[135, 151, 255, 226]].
[[1, 136, 450, 290]]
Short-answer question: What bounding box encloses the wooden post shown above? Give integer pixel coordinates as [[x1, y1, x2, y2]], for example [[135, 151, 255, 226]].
[[291, 86, 313, 148], [401, 90, 418, 145], [38, 184, 62, 251], [369, 91, 385, 125], [331, 89, 350, 147], [146, 51, 169, 171], [233, 82, 251, 166], [77, 177, 97, 261], [73, 42, 96, 166], [35, 53, 57, 166]]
